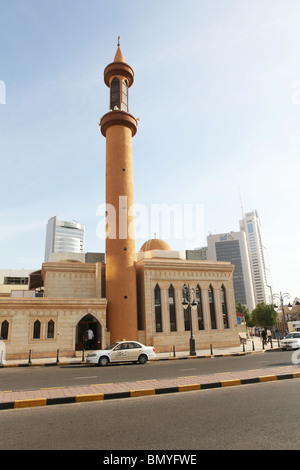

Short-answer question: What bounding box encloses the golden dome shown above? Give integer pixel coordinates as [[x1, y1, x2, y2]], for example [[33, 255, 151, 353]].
[[139, 239, 171, 252]]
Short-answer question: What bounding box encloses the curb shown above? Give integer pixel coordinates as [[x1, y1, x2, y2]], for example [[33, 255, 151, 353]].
[[0, 361, 83, 368], [1, 371, 299, 411]]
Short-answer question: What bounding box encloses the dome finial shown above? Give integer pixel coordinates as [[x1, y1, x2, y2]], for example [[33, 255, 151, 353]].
[[114, 37, 125, 63]]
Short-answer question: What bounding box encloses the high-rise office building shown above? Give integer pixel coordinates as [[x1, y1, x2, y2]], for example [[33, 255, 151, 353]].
[[239, 210, 273, 305], [44, 216, 85, 262], [186, 248, 208, 261], [207, 232, 256, 312]]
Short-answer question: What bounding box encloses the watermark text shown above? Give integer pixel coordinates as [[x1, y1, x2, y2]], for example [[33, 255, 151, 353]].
[[292, 80, 300, 104], [96, 198, 205, 248], [0, 80, 6, 104], [291, 348, 300, 365]]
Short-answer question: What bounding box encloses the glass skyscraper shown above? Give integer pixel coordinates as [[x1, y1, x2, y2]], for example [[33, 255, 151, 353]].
[[207, 231, 256, 312], [239, 210, 273, 305], [44, 216, 85, 262]]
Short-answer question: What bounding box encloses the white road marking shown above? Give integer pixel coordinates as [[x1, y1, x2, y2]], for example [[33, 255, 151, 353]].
[[73, 376, 98, 380]]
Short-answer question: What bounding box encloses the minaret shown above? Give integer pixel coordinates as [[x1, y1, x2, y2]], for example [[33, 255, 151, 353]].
[[100, 40, 138, 342]]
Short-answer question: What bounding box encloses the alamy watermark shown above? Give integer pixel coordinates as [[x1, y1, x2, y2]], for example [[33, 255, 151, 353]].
[[0, 80, 6, 104], [292, 80, 300, 104], [291, 348, 300, 365], [96, 198, 205, 248]]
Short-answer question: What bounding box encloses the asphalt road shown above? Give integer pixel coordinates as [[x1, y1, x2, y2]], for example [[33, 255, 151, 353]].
[[0, 350, 295, 392], [0, 379, 299, 450]]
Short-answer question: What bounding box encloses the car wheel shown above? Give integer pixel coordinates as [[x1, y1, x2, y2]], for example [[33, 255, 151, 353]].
[[138, 354, 147, 364], [98, 356, 109, 367]]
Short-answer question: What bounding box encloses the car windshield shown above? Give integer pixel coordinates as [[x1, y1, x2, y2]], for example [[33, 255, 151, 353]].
[[286, 333, 300, 339], [105, 342, 119, 350]]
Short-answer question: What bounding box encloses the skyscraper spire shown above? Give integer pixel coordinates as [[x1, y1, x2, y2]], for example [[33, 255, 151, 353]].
[[238, 187, 245, 218]]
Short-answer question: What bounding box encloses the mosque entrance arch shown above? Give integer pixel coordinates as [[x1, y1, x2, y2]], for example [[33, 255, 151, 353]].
[[75, 314, 102, 351]]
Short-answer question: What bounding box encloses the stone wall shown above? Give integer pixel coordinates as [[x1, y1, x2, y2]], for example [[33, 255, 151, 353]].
[[137, 258, 240, 352], [0, 297, 107, 360], [42, 262, 103, 299]]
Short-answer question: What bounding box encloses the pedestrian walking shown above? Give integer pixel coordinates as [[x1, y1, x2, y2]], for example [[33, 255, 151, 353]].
[[261, 328, 267, 347], [86, 328, 94, 350]]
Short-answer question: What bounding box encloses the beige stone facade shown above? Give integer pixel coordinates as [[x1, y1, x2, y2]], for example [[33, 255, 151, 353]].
[[0, 297, 107, 360], [0, 251, 240, 359], [42, 262, 104, 299], [137, 250, 239, 353], [0, 261, 107, 360]]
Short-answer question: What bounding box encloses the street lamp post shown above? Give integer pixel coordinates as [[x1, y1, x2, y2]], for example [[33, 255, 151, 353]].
[[182, 284, 197, 356], [273, 291, 292, 335]]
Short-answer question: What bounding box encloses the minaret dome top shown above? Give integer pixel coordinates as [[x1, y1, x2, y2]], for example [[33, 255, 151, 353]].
[[114, 44, 125, 63], [104, 40, 134, 88]]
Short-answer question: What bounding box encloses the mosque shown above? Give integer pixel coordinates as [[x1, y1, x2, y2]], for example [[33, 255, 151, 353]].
[[0, 43, 239, 360]]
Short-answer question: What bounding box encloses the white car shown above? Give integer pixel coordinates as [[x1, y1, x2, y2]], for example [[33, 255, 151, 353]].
[[0, 338, 5, 364], [280, 332, 300, 350], [86, 341, 156, 366]]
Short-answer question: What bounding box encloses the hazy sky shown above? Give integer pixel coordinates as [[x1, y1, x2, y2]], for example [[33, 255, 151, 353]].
[[0, 0, 299, 301]]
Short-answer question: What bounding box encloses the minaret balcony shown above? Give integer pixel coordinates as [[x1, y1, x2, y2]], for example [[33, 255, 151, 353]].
[[100, 110, 137, 137], [104, 62, 134, 88]]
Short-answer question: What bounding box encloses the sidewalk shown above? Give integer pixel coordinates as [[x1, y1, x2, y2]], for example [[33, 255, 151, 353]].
[[155, 336, 280, 359], [1, 337, 299, 411], [0, 336, 281, 367]]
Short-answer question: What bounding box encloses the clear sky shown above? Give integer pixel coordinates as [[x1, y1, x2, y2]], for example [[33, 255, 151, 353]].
[[0, 0, 299, 302]]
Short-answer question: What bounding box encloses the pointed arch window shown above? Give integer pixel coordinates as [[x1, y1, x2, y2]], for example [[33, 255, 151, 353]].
[[208, 286, 217, 329], [168, 285, 177, 332], [47, 320, 55, 339], [121, 79, 128, 111], [0, 320, 9, 340], [154, 284, 162, 332], [33, 320, 41, 339], [221, 286, 229, 329], [196, 285, 204, 330], [110, 77, 120, 110]]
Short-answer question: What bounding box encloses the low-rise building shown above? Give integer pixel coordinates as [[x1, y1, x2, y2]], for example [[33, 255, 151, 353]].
[[0, 241, 240, 360]]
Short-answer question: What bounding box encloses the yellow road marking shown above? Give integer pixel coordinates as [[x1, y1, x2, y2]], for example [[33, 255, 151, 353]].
[[221, 379, 241, 387], [90, 383, 113, 386], [76, 394, 104, 402], [136, 379, 158, 383], [130, 389, 155, 397], [178, 384, 201, 392], [14, 398, 47, 409], [259, 375, 277, 382]]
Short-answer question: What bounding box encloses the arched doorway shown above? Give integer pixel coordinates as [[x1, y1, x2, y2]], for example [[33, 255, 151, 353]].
[[75, 314, 102, 351]]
